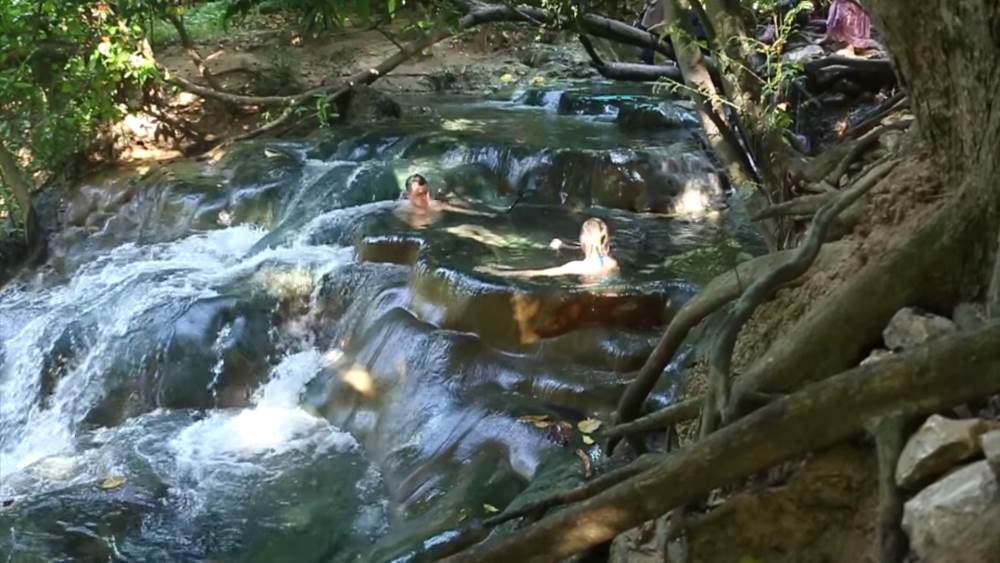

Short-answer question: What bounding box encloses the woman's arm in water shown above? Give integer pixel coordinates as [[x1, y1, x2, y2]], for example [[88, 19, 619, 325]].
[[476, 260, 618, 278]]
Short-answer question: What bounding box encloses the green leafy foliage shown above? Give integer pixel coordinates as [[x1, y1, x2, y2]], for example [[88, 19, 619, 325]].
[[149, 1, 233, 44], [655, 1, 814, 136], [224, 0, 400, 31], [0, 0, 158, 226]]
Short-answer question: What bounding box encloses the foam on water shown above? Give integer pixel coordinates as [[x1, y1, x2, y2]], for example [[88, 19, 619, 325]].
[[171, 349, 356, 480], [0, 225, 350, 482]]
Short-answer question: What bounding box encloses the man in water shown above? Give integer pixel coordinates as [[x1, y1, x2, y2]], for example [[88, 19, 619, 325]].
[[395, 173, 494, 228], [478, 218, 619, 280]]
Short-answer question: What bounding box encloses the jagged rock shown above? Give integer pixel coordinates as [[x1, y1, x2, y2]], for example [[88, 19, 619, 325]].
[[616, 102, 699, 130], [902, 461, 1000, 563], [882, 307, 957, 351], [335, 85, 402, 123], [982, 430, 1000, 478], [783, 44, 825, 64], [896, 415, 993, 490]]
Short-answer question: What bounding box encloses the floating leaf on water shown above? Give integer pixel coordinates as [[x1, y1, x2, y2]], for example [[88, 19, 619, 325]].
[[530, 75, 545, 85], [533, 420, 554, 428], [98, 476, 126, 490], [582, 435, 595, 445], [577, 418, 602, 434], [483, 503, 500, 513], [499, 73, 515, 82]]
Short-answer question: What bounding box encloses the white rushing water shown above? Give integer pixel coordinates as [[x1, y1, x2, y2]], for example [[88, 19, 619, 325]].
[[0, 224, 351, 485]]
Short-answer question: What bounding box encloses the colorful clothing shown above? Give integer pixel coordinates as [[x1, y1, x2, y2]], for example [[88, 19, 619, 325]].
[[826, 0, 871, 49]]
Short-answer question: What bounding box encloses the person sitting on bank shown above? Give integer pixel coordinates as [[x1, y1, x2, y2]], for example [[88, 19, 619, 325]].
[[823, 0, 872, 55], [478, 218, 619, 279], [395, 173, 495, 228]]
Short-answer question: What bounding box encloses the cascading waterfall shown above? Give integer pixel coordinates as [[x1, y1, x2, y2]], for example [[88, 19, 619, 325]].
[[0, 86, 763, 561]]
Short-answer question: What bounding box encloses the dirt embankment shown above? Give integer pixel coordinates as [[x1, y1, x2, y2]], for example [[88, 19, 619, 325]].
[[118, 23, 597, 162]]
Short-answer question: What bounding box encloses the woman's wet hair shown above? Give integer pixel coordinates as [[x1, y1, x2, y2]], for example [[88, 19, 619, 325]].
[[579, 218, 610, 258], [405, 173, 428, 194]]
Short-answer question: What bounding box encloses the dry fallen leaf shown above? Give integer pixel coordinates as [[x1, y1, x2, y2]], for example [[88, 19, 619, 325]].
[[98, 476, 126, 490], [582, 435, 595, 445], [577, 418, 602, 434], [483, 503, 500, 513]]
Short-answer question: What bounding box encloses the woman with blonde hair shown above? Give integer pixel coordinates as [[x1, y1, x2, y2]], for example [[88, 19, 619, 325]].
[[478, 218, 619, 279]]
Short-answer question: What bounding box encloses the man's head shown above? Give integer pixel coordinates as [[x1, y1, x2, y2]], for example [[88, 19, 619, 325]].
[[405, 173, 431, 209], [579, 218, 610, 259]]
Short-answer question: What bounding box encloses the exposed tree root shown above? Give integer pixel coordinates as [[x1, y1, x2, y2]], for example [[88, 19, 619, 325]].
[[867, 414, 909, 563], [751, 193, 833, 221], [842, 91, 908, 140], [615, 248, 809, 433], [704, 158, 900, 432], [728, 163, 996, 417], [482, 454, 662, 529], [615, 241, 851, 440], [605, 397, 702, 440], [442, 323, 1000, 563], [827, 122, 908, 187]]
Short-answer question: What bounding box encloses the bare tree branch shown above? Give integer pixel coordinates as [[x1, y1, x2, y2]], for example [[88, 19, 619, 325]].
[[164, 13, 224, 91]]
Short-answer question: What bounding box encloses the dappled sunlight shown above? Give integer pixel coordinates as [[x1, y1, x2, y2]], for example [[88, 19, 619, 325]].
[[441, 118, 488, 133], [512, 293, 542, 344], [672, 180, 714, 218], [555, 505, 632, 557], [342, 364, 376, 397], [445, 223, 545, 250]]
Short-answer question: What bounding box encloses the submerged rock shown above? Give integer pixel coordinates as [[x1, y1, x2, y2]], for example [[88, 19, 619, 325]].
[[617, 102, 699, 131], [336, 85, 402, 123], [896, 415, 993, 490], [882, 307, 957, 351], [902, 460, 1000, 563]]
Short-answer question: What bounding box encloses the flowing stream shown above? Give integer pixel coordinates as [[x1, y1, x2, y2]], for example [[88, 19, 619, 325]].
[[0, 84, 763, 561]]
